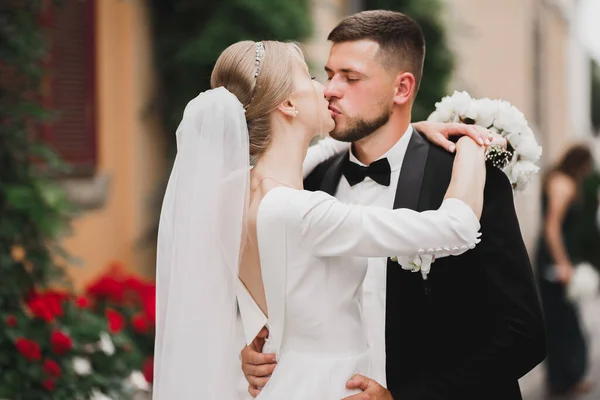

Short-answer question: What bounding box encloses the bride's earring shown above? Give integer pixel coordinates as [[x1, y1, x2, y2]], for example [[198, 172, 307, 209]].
[[294, 109, 299, 116]]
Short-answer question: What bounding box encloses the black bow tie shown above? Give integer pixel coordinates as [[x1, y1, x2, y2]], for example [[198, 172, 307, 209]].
[[342, 157, 391, 187]]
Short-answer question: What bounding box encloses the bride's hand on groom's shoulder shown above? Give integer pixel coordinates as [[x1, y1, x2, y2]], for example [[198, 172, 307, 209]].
[[413, 121, 492, 153], [341, 374, 394, 400], [241, 327, 277, 398]]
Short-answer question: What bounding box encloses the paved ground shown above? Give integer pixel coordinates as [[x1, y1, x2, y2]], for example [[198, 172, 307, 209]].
[[520, 298, 600, 400]]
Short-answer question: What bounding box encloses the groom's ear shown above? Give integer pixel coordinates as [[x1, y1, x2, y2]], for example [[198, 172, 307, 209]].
[[392, 72, 416, 106], [277, 98, 298, 118]]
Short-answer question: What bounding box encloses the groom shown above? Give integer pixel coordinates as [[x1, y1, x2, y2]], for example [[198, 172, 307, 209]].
[[242, 10, 546, 400]]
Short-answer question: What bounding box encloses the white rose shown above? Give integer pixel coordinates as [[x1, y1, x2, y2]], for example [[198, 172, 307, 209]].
[[98, 332, 115, 356], [476, 98, 496, 128], [437, 106, 455, 122], [515, 135, 542, 162], [496, 114, 527, 135], [72, 357, 92, 376], [493, 102, 528, 134], [464, 98, 495, 128], [491, 101, 511, 129], [427, 111, 442, 122], [448, 90, 473, 117], [506, 160, 539, 190], [432, 99, 456, 122], [506, 132, 525, 150]]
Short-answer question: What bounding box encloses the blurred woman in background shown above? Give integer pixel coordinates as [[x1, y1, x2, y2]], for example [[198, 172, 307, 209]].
[[535, 144, 594, 396]]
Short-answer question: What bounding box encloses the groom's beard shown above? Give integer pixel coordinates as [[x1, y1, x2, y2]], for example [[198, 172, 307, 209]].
[[330, 106, 391, 143]]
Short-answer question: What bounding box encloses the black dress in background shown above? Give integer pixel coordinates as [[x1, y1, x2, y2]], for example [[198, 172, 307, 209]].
[[535, 193, 588, 393]]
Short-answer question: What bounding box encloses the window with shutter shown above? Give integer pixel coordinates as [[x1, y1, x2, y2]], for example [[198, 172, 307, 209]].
[[40, 0, 97, 177]]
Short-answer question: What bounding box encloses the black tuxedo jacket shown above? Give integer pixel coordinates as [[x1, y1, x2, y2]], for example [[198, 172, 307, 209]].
[[304, 131, 546, 400]]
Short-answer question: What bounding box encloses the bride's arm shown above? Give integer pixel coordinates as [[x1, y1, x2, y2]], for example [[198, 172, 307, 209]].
[[281, 137, 486, 258], [302, 137, 349, 178]]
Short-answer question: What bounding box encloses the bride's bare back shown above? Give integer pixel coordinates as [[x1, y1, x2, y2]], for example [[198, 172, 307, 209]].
[[239, 178, 284, 317]]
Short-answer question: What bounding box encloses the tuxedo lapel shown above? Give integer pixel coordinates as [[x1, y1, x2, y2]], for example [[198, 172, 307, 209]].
[[385, 129, 431, 383], [393, 130, 429, 211], [320, 151, 348, 196]]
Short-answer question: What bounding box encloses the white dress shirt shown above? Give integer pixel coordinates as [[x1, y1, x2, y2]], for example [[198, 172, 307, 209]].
[[334, 125, 413, 387]]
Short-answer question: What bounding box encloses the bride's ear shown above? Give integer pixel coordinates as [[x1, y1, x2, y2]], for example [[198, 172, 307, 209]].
[[277, 98, 299, 118]]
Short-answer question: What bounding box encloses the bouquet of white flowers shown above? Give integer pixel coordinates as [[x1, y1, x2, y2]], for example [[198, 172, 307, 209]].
[[393, 91, 544, 279], [428, 91, 543, 191]]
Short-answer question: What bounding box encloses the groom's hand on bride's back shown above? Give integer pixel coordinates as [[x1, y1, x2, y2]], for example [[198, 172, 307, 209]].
[[240, 327, 277, 398], [341, 375, 394, 400]]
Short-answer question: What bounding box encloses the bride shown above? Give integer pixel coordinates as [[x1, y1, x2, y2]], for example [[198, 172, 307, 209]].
[[152, 41, 501, 399]]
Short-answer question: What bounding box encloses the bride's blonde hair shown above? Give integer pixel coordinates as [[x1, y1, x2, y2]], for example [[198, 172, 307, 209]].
[[211, 41, 305, 158]]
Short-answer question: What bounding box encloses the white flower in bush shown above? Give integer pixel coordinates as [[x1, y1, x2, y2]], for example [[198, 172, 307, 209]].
[[72, 357, 92, 376], [127, 371, 151, 391], [98, 332, 115, 356]]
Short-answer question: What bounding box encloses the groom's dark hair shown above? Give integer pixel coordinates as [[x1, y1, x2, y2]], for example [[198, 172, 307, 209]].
[[328, 10, 426, 93]]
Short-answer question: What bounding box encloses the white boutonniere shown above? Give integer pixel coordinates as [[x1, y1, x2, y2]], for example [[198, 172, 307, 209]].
[[391, 254, 435, 280]]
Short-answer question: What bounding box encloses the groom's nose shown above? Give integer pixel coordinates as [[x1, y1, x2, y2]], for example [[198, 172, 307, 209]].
[[324, 78, 342, 101]]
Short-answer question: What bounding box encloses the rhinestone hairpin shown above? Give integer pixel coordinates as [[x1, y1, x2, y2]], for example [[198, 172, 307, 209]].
[[244, 42, 265, 113], [254, 42, 265, 79]]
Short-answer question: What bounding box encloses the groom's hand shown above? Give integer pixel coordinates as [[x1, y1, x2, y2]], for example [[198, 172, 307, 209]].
[[240, 327, 277, 398], [341, 374, 394, 400]]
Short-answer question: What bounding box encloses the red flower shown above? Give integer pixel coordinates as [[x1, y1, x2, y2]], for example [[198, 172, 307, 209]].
[[43, 359, 61, 378], [26, 290, 66, 322], [15, 337, 42, 361], [142, 357, 154, 383], [50, 331, 73, 355], [46, 292, 66, 318], [75, 296, 90, 309], [86, 262, 127, 303], [105, 308, 125, 333], [27, 296, 55, 322], [87, 276, 125, 303], [135, 283, 156, 326], [123, 276, 144, 294], [42, 378, 55, 391], [5, 315, 17, 327], [131, 313, 150, 333]]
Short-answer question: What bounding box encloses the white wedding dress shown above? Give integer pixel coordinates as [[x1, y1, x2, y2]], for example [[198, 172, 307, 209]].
[[237, 139, 482, 399]]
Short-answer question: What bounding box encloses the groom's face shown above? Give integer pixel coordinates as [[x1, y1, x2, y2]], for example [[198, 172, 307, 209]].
[[324, 40, 395, 142]]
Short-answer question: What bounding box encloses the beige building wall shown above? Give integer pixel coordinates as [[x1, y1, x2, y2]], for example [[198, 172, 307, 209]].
[[444, 0, 592, 251], [304, 0, 355, 79], [64, 0, 166, 288]]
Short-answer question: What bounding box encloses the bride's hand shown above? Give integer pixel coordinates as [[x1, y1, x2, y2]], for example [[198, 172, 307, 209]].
[[413, 121, 492, 153]]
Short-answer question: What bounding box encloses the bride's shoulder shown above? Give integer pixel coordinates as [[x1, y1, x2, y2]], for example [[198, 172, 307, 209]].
[[258, 187, 336, 223]]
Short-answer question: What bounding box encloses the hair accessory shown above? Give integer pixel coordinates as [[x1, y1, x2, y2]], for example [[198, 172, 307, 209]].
[[254, 42, 265, 80]]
